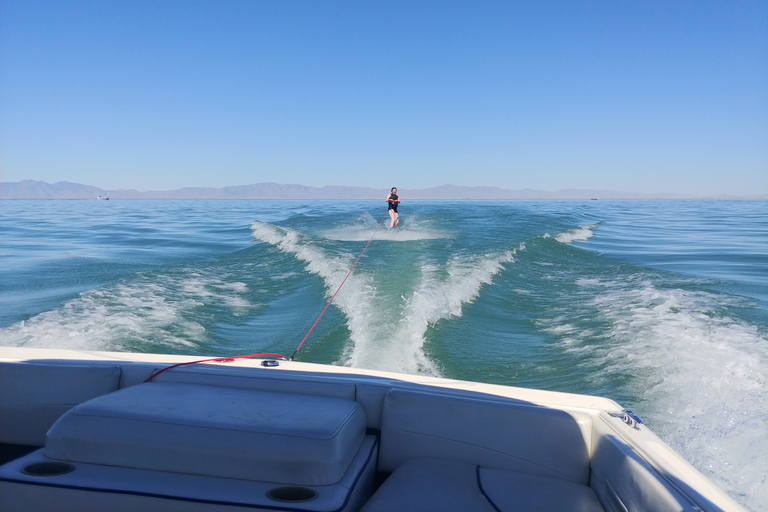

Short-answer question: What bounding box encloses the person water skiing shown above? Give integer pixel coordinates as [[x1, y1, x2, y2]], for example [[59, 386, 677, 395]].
[[386, 187, 399, 230]]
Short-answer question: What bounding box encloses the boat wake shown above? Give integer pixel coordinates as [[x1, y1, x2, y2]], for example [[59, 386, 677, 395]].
[[541, 275, 768, 509], [343, 250, 516, 375], [250, 221, 513, 375], [319, 214, 448, 242], [549, 224, 597, 244], [0, 270, 254, 352]]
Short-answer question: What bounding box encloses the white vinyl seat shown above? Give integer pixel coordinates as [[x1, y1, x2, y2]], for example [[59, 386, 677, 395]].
[[2, 382, 378, 512], [360, 457, 605, 512], [44, 382, 366, 485], [0, 362, 121, 446]]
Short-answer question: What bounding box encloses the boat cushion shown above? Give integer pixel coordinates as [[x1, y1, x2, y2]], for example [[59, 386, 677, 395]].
[[0, 362, 121, 446], [151, 365, 357, 400], [380, 388, 592, 484], [360, 457, 605, 512], [44, 382, 366, 486]]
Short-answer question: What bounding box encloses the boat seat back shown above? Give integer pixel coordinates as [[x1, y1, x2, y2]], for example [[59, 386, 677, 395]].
[[379, 388, 593, 484], [0, 362, 121, 446], [150, 365, 356, 400]]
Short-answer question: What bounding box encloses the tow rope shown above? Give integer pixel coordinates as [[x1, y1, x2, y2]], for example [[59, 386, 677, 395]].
[[289, 213, 388, 360], [145, 213, 389, 382]]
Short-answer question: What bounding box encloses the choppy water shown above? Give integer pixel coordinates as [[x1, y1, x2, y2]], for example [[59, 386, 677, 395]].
[[1, 198, 766, 510]]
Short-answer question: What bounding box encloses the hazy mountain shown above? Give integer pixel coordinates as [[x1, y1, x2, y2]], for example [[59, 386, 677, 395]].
[[1, 180, 108, 199], [0, 179, 704, 199]]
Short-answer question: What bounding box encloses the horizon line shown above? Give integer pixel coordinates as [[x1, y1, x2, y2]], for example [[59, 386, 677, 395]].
[[3, 196, 765, 201]]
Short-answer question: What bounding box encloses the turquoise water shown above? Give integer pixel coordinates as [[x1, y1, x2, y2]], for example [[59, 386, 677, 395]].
[[1, 199, 766, 510]]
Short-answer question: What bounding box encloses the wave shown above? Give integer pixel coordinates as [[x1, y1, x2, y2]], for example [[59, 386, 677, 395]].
[[0, 270, 253, 351], [344, 250, 516, 374], [323, 228, 446, 242], [549, 224, 597, 244], [250, 221, 380, 358], [250, 221, 514, 375], [548, 276, 767, 509], [319, 214, 448, 242]]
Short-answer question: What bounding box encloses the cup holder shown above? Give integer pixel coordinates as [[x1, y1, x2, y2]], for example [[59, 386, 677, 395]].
[[267, 486, 318, 502], [22, 462, 75, 477]]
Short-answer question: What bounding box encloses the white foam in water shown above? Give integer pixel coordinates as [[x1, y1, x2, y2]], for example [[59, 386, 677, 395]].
[[553, 224, 596, 244], [564, 278, 768, 510], [342, 250, 515, 375], [0, 273, 253, 351], [326, 228, 446, 242], [249, 222, 375, 304], [251, 221, 380, 362], [320, 215, 448, 242], [251, 221, 515, 375], [180, 273, 251, 311]]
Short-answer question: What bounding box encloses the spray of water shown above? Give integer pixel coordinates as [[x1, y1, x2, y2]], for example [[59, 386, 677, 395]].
[[0, 271, 252, 351], [251, 221, 514, 375], [548, 275, 768, 510]]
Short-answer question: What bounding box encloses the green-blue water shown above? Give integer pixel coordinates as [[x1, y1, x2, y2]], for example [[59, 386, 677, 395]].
[[1, 199, 766, 510]]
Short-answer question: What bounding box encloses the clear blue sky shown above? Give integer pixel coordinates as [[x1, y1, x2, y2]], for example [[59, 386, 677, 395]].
[[1, 0, 766, 196]]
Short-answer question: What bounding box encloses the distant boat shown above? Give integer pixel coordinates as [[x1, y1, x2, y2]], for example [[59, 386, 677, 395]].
[[96, 196, 109, 200]]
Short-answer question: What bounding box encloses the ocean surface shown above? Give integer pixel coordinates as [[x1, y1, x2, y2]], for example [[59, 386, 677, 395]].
[[1, 198, 766, 510]]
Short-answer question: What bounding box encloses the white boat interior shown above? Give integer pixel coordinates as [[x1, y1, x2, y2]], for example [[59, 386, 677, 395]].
[[0, 346, 744, 511]]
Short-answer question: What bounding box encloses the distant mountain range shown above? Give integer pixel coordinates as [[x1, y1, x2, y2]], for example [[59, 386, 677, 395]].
[[0, 180, 753, 199]]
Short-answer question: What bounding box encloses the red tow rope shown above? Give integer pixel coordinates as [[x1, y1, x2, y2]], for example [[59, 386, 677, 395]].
[[145, 214, 389, 382], [289, 213, 388, 360], [144, 353, 286, 382]]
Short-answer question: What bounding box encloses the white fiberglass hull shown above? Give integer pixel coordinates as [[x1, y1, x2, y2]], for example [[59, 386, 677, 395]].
[[0, 346, 745, 512]]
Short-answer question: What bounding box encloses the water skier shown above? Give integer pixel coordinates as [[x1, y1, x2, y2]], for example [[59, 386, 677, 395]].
[[386, 187, 400, 230]]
